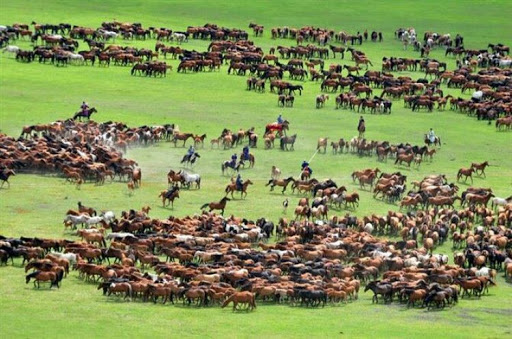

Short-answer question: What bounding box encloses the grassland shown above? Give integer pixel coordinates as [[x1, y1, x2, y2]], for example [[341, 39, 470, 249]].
[[1, 1, 512, 338]]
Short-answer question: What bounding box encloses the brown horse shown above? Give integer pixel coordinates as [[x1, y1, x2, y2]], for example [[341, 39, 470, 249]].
[[200, 197, 230, 215], [132, 168, 142, 187], [495, 116, 512, 131], [358, 172, 376, 189], [159, 189, 180, 208], [266, 176, 295, 193], [316, 94, 329, 108], [470, 161, 489, 177], [395, 153, 414, 167], [240, 153, 255, 168], [167, 169, 184, 186], [457, 167, 475, 183], [345, 192, 360, 208], [221, 291, 256, 311], [225, 179, 253, 199], [26, 270, 63, 288], [172, 133, 193, 147], [193, 134, 207, 148]]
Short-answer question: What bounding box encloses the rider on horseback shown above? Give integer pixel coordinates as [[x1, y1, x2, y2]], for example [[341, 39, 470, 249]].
[[242, 146, 250, 161], [165, 184, 179, 198], [81, 101, 89, 113], [301, 160, 312, 175], [230, 153, 237, 167], [428, 128, 436, 143], [277, 114, 284, 124], [186, 145, 195, 160], [236, 174, 243, 191]]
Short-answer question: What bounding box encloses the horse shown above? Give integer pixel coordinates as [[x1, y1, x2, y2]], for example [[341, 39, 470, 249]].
[[317, 137, 328, 153], [26, 270, 63, 288], [225, 179, 253, 199], [495, 116, 512, 131], [167, 169, 184, 186], [280, 134, 297, 151], [193, 134, 207, 148], [0, 169, 15, 188], [172, 133, 193, 147], [132, 168, 142, 187], [395, 153, 414, 167], [316, 94, 329, 108], [2, 45, 20, 57], [266, 176, 295, 193], [159, 189, 180, 208], [344, 192, 360, 208], [179, 170, 201, 189], [221, 291, 256, 311], [358, 121, 366, 138], [221, 160, 241, 175], [424, 134, 441, 147], [181, 152, 201, 166], [265, 120, 289, 135], [364, 281, 393, 303], [471, 161, 489, 177], [239, 153, 255, 168], [271, 166, 281, 180], [457, 167, 475, 183], [73, 107, 98, 121], [200, 197, 230, 215]]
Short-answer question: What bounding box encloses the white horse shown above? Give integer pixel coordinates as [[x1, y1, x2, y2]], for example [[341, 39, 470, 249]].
[[64, 214, 90, 229], [106, 232, 136, 241], [100, 211, 115, 223], [85, 215, 104, 228], [2, 45, 20, 57], [50, 252, 78, 264], [102, 31, 118, 41], [179, 170, 201, 189], [497, 59, 512, 68], [491, 196, 512, 209], [69, 53, 84, 65], [172, 32, 186, 44]]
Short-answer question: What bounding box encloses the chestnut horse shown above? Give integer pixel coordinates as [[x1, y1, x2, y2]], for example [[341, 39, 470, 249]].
[[221, 291, 256, 311], [225, 179, 253, 199], [172, 133, 193, 147], [470, 161, 489, 177], [395, 153, 414, 167], [159, 189, 180, 208], [26, 270, 63, 288], [457, 167, 475, 183], [200, 197, 230, 215]]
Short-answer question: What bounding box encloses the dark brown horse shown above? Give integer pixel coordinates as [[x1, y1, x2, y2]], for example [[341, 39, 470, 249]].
[[266, 176, 295, 193], [395, 153, 414, 167], [0, 169, 15, 188], [225, 179, 253, 199], [200, 197, 230, 215], [73, 107, 97, 121]]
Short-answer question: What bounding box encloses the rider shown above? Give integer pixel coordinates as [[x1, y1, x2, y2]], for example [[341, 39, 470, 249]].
[[81, 101, 89, 113], [301, 160, 312, 175], [242, 145, 250, 161], [236, 174, 243, 191], [277, 114, 284, 124], [186, 145, 195, 159], [230, 153, 237, 167], [428, 128, 436, 143], [165, 184, 179, 198], [357, 116, 365, 136]]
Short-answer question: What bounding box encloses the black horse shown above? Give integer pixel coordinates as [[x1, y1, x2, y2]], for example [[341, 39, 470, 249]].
[[73, 107, 98, 121], [312, 179, 337, 196], [181, 152, 200, 166], [364, 281, 393, 303], [0, 169, 15, 188]]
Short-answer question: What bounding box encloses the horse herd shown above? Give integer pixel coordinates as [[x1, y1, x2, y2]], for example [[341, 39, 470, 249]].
[[3, 19, 511, 121], [1, 195, 510, 311]]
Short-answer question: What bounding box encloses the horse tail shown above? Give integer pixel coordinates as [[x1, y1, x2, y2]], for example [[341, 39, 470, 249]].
[[56, 269, 64, 285], [200, 203, 209, 210], [101, 236, 107, 248]]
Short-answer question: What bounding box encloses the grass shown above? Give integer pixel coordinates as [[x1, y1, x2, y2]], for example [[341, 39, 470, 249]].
[[1, 1, 512, 338]]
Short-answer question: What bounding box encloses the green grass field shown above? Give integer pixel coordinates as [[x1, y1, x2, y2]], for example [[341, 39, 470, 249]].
[[1, 1, 512, 338]]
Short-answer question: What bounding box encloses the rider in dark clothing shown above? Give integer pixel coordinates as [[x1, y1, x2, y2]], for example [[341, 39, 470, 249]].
[[231, 153, 237, 167], [236, 174, 243, 191], [242, 146, 250, 161], [81, 101, 89, 113], [301, 160, 312, 175], [165, 185, 179, 198]]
